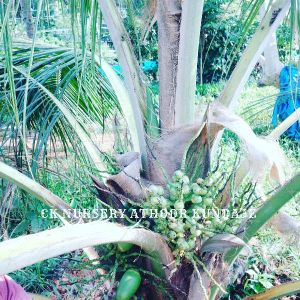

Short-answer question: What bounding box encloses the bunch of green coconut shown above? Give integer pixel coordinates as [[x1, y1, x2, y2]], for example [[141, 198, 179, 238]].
[[114, 156, 251, 299], [144, 169, 231, 260]]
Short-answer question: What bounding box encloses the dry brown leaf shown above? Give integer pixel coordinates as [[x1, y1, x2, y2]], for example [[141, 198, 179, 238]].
[[208, 102, 288, 184], [106, 152, 145, 200]]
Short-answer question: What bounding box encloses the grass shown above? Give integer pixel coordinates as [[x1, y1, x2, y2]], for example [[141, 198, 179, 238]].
[[10, 252, 109, 299], [237, 85, 277, 137], [222, 227, 300, 299], [225, 83, 300, 298]]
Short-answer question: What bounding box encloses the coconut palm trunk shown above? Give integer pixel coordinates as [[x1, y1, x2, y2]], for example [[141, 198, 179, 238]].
[[153, 0, 204, 130]]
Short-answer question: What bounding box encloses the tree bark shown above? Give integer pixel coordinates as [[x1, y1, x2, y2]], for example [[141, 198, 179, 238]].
[[258, 1, 283, 86], [157, 0, 181, 131], [20, 0, 34, 39], [258, 33, 283, 86]]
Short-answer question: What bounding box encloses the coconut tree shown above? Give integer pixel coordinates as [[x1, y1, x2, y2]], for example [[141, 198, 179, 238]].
[[1, 0, 300, 299]]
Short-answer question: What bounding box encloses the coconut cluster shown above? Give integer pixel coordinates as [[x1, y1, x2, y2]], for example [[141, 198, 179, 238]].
[[144, 170, 228, 258]]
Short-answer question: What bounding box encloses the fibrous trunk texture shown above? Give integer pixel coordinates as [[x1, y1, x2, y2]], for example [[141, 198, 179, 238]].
[[157, 0, 181, 131]]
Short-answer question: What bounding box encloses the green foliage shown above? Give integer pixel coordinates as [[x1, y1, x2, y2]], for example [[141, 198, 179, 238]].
[[121, 0, 158, 62], [10, 252, 110, 298], [277, 24, 293, 63], [280, 137, 300, 168], [0, 46, 119, 173], [10, 256, 71, 296], [243, 262, 274, 295], [40, 161, 97, 208], [224, 174, 300, 269], [196, 83, 223, 98], [199, 0, 257, 83], [0, 179, 52, 239], [223, 255, 275, 299]]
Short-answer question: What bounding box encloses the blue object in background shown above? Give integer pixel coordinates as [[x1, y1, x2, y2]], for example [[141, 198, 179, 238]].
[[272, 65, 300, 140], [141, 60, 158, 73]]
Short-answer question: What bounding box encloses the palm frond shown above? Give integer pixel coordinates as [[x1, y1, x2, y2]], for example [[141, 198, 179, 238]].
[[0, 45, 119, 175], [0, 219, 175, 279]]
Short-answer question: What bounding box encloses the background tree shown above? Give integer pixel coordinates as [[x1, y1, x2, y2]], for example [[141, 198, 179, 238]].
[[20, 0, 34, 38]]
